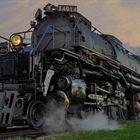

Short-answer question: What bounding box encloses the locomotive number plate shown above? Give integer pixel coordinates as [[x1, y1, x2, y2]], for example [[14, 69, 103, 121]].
[[58, 5, 77, 12]]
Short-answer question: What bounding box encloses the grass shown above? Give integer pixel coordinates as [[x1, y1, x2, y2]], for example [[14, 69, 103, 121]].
[[12, 123, 140, 140]]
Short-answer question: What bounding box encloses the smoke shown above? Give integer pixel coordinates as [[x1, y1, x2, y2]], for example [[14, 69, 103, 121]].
[[43, 102, 119, 134], [67, 111, 119, 131], [43, 101, 70, 134]]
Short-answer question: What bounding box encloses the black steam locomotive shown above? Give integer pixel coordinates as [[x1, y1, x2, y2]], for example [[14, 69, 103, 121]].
[[0, 3, 140, 129]]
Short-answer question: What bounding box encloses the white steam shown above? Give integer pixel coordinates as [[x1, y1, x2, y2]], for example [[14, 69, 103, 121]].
[[67, 112, 119, 131], [43, 102, 119, 134], [43, 101, 70, 134]]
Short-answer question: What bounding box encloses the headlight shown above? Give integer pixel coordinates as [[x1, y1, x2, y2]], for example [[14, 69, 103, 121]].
[[11, 35, 23, 47]]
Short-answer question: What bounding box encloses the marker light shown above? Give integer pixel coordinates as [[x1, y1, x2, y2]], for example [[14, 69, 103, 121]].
[[69, 14, 75, 19], [11, 35, 23, 47]]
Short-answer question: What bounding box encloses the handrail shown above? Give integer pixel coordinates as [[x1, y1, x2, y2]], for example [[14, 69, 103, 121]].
[[73, 17, 83, 45], [0, 36, 10, 42], [32, 25, 67, 79], [9, 28, 33, 51], [9, 28, 33, 40], [34, 25, 67, 53]]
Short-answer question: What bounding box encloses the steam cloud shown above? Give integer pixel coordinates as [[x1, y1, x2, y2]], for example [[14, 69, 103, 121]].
[[67, 112, 119, 131], [43, 102, 119, 134], [43, 101, 70, 134]]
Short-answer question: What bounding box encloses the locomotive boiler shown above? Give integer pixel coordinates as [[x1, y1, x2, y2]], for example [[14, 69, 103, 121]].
[[0, 3, 140, 130]]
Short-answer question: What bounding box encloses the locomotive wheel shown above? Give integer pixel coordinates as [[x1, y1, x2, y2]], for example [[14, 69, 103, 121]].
[[110, 106, 119, 120], [27, 100, 45, 129], [118, 107, 127, 120], [105, 106, 119, 120], [111, 106, 127, 120]]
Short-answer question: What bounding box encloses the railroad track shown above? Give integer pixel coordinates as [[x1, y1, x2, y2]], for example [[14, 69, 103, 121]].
[[0, 127, 45, 139], [0, 120, 140, 139], [0, 123, 72, 139]]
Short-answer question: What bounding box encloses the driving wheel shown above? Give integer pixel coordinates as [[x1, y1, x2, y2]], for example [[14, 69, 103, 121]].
[[27, 100, 45, 129]]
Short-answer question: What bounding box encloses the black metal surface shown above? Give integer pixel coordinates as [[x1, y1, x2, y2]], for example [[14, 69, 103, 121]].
[[0, 3, 140, 130]]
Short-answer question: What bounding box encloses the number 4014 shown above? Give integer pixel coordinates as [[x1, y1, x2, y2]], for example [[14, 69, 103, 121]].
[[58, 5, 77, 12]]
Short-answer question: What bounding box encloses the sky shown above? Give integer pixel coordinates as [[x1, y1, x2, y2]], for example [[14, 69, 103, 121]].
[[0, 0, 140, 55]]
